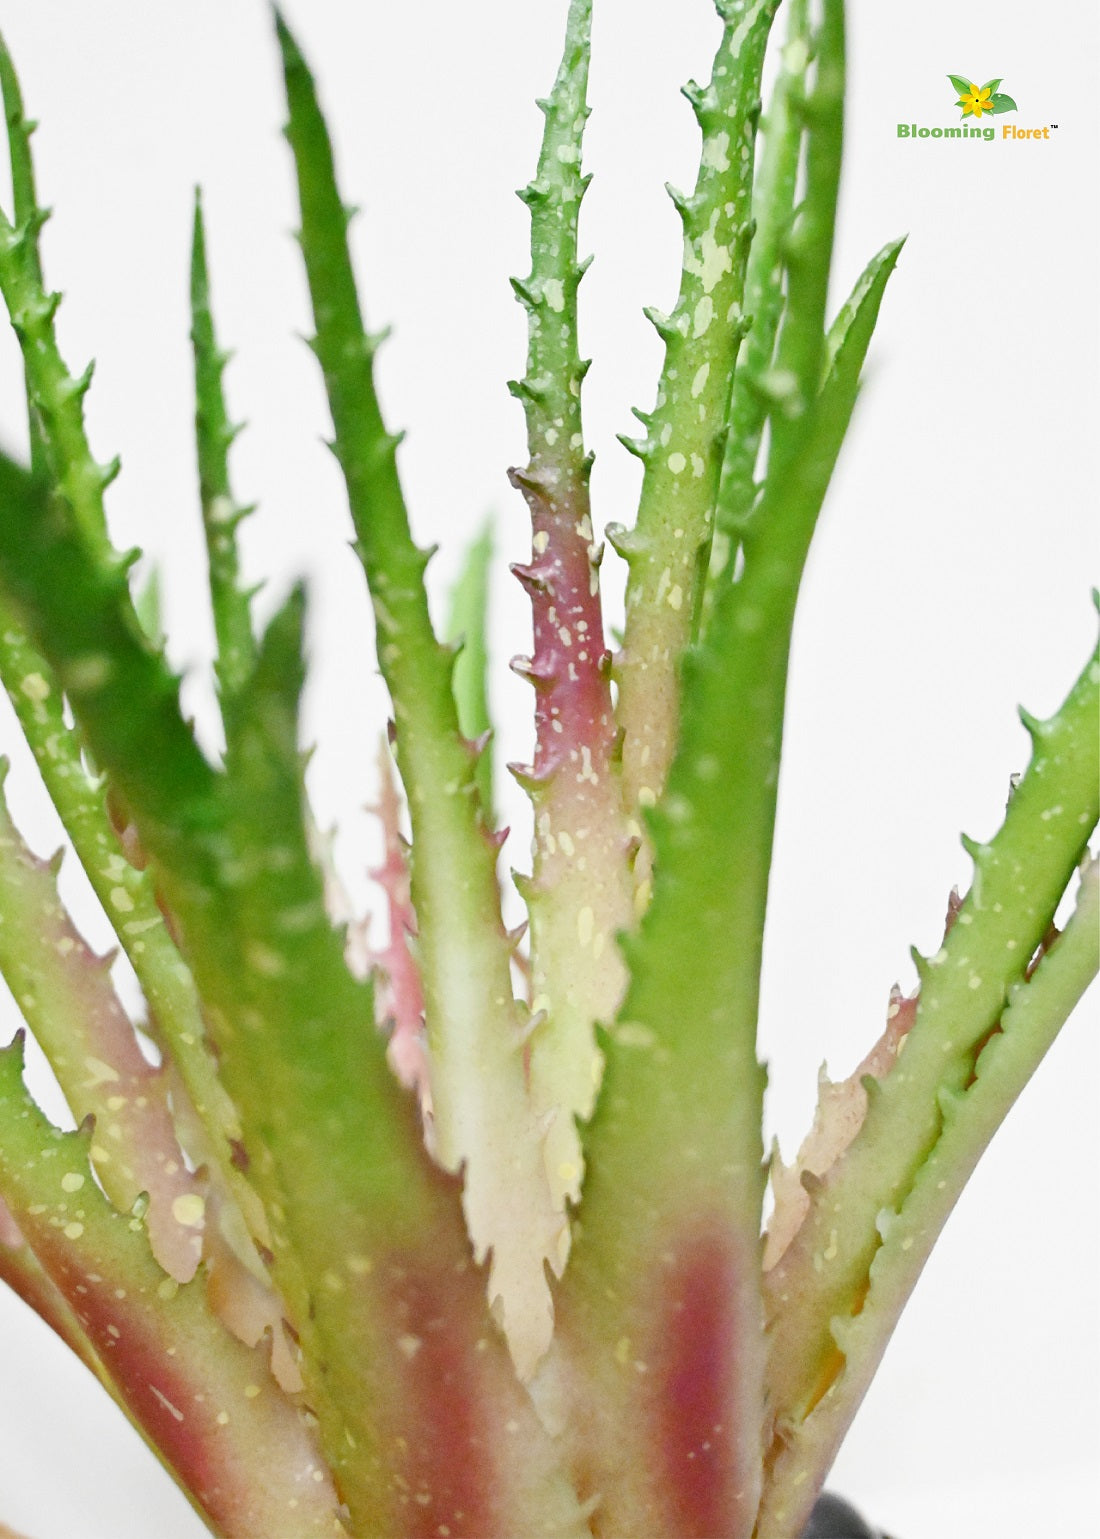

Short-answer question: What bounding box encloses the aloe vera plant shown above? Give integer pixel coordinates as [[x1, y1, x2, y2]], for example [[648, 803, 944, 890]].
[[0, 3, 1095, 1537]]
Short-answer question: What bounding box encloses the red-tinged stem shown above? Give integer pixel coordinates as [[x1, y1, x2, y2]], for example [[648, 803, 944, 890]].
[[0, 1196, 110, 1389], [376, 1250, 511, 1538], [513, 475, 635, 1212], [513, 485, 614, 788], [0, 1050, 345, 1538], [652, 1230, 748, 1539], [555, 1215, 760, 1539], [511, 0, 634, 1221]]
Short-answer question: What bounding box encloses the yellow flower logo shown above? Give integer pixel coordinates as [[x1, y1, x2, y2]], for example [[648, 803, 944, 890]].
[[947, 74, 1018, 117], [958, 82, 994, 117]]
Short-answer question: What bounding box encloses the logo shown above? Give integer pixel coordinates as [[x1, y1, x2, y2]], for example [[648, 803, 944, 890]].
[[947, 74, 1017, 118], [896, 73, 1056, 143]]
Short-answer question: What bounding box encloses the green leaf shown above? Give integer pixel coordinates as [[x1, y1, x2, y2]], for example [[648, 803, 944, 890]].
[[0, 588, 256, 1264], [0, 178, 116, 561], [276, 9, 567, 1381], [947, 73, 974, 96], [0, 28, 48, 479], [823, 236, 908, 383], [191, 611, 594, 1537], [446, 519, 495, 817], [766, 0, 846, 479], [759, 851, 1099, 1533], [991, 92, 1017, 113], [980, 77, 1002, 95], [715, 0, 811, 551], [556, 207, 905, 1539], [0, 451, 516, 1527], [0, 453, 216, 846], [190, 186, 257, 732], [510, 0, 592, 470], [761, 625, 1099, 1504], [614, 0, 780, 817], [189, 588, 509, 1521], [0, 94, 262, 1233]]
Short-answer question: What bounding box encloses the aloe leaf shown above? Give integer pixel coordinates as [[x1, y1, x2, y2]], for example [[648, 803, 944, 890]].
[[550, 188, 903, 1539], [614, 0, 779, 821], [0, 456, 370, 1503], [0, 445, 588, 1526], [709, 231, 903, 770], [0, 597, 266, 1253], [821, 238, 904, 382], [0, 38, 234, 1185], [508, 0, 634, 1231], [0, 174, 116, 560], [759, 853, 1098, 1536], [276, 11, 565, 1377], [0, 32, 40, 275], [551, 506, 790, 1536], [0, 1039, 346, 1538], [0, 28, 47, 478], [0, 454, 221, 885], [763, 979, 918, 1275], [446, 519, 495, 816], [0, 50, 254, 1236], [193, 591, 593, 1539], [186, 587, 501, 1516], [190, 188, 258, 732], [714, 0, 810, 555], [760, 633, 1099, 1529], [765, 0, 845, 481], [554, 636, 772, 1538], [0, 454, 290, 1313], [0, 773, 206, 1281]]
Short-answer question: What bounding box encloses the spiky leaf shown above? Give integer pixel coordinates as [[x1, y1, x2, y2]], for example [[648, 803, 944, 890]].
[[190, 187, 257, 729], [614, 0, 779, 819], [760, 632, 1100, 1525], [508, 0, 634, 1233], [276, 11, 565, 1376]]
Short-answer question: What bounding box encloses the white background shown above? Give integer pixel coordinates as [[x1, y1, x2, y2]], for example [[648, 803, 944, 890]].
[[0, 1, 1095, 1535]]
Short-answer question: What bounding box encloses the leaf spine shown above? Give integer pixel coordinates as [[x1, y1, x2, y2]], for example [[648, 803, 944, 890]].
[[604, 521, 646, 559], [510, 275, 541, 310], [507, 761, 551, 797], [642, 304, 679, 342], [510, 560, 554, 597], [665, 181, 697, 223], [510, 654, 555, 690], [1017, 704, 1050, 743], [616, 432, 651, 463]]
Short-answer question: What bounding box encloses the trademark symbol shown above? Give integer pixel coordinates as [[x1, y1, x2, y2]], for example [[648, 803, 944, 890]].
[[1051, 123, 1059, 128]]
